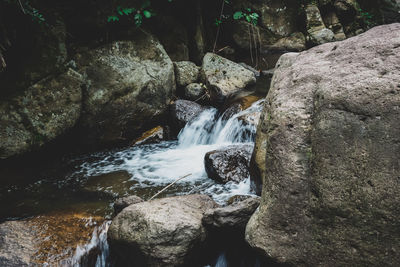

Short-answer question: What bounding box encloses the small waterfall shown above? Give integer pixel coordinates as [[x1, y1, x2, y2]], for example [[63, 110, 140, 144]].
[[68, 99, 265, 267], [178, 99, 264, 147], [68, 221, 111, 267]]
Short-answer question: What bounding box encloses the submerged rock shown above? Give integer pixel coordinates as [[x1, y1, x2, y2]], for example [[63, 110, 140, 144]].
[[247, 24, 400, 266], [169, 99, 207, 135], [0, 69, 83, 159], [0, 212, 102, 266], [203, 196, 260, 230], [204, 145, 253, 184], [76, 33, 175, 146], [108, 194, 218, 266], [202, 53, 256, 105], [131, 126, 164, 146]]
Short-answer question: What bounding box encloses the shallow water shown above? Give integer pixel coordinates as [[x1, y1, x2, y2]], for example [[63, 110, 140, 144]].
[[0, 99, 265, 265]]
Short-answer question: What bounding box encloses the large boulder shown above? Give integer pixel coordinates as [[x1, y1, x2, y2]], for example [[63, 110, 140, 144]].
[[0, 69, 83, 159], [205, 145, 253, 184], [76, 33, 175, 146], [108, 194, 218, 266], [246, 24, 400, 266], [202, 53, 256, 105]]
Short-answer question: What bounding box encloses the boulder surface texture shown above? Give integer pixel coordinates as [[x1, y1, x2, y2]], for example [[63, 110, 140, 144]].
[[247, 24, 400, 266], [0, 69, 83, 159], [77, 33, 175, 145], [108, 194, 218, 267], [205, 144, 253, 184], [202, 53, 256, 104]]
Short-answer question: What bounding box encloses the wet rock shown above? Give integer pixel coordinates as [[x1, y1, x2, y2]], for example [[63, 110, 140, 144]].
[[184, 83, 206, 101], [0, 69, 83, 159], [113, 195, 143, 215], [306, 4, 335, 45], [108, 194, 218, 266], [231, 95, 262, 111], [238, 111, 261, 128], [0, 220, 38, 266], [174, 61, 200, 88], [221, 103, 242, 121], [0, 213, 102, 266], [222, 95, 262, 119], [203, 196, 260, 230], [246, 24, 400, 266], [131, 126, 164, 146], [205, 145, 253, 184], [202, 53, 256, 105], [169, 99, 207, 135], [76, 33, 175, 146]]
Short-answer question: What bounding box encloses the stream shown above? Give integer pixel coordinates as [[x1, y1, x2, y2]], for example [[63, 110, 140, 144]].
[[0, 99, 264, 266]]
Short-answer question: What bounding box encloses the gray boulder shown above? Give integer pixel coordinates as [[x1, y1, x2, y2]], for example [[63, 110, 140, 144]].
[[205, 145, 253, 184], [203, 196, 260, 230], [174, 61, 199, 88], [108, 194, 218, 266], [0, 69, 83, 159], [202, 53, 256, 104], [246, 24, 400, 266], [306, 4, 335, 45], [76, 33, 175, 145]]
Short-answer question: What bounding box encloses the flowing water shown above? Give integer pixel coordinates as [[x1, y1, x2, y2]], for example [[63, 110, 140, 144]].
[[0, 99, 265, 266]]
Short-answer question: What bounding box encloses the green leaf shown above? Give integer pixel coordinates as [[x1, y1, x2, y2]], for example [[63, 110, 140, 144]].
[[107, 15, 119, 22], [233, 11, 243, 20], [134, 13, 143, 26], [143, 10, 152, 18]]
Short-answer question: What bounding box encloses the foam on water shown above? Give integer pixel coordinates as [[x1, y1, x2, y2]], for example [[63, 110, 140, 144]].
[[70, 99, 264, 267], [73, 99, 264, 203]]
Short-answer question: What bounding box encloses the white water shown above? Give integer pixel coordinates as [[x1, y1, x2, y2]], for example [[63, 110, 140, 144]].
[[73, 99, 264, 204], [69, 99, 264, 267], [67, 220, 111, 267]]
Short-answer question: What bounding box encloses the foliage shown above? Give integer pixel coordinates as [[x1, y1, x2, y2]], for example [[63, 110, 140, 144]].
[[233, 9, 259, 26], [107, 0, 172, 27], [359, 8, 374, 26], [2, 0, 45, 23]]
